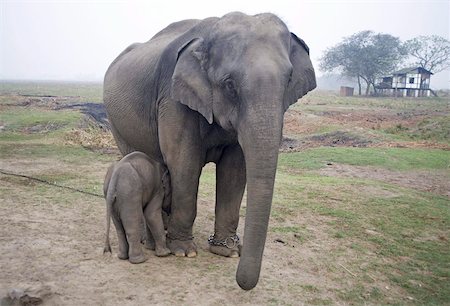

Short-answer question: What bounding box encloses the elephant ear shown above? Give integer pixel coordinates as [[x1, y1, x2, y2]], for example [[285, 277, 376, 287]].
[[284, 33, 317, 111], [171, 38, 213, 124]]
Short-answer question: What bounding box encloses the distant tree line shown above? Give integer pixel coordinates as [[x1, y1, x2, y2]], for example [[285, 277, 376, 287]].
[[320, 32, 450, 95]]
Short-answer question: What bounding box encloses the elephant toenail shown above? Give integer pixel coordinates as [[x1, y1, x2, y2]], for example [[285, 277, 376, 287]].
[[229, 251, 239, 258]]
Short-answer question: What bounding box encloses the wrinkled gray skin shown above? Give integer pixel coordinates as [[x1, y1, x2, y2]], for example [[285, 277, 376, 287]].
[[103, 151, 171, 263], [103, 12, 316, 289]]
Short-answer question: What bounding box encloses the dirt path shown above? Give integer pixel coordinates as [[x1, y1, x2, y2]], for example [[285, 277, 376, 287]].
[[0, 166, 351, 305]]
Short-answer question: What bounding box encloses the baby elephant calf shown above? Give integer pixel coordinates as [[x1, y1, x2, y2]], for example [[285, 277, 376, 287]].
[[103, 151, 171, 263]]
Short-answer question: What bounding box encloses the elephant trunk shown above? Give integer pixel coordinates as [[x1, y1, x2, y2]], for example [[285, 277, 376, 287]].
[[235, 99, 283, 290]]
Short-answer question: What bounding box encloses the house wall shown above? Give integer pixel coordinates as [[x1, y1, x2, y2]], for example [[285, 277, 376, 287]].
[[392, 75, 405, 88], [405, 73, 421, 89], [392, 72, 431, 89], [421, 75, 430, 89]]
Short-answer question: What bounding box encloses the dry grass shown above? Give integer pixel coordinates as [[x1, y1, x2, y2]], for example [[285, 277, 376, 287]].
[[63, 117, 116, 151]]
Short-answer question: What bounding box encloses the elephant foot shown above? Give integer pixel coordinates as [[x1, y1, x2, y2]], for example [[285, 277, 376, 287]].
[[210, 245, 240, 257], [117, 251, 129, 260], [167, 237, 197, 258], [144, 239, 155, 250], [155, 246, 171, 257], [129, 254, 147, 264], [208, 234, 241, 258]]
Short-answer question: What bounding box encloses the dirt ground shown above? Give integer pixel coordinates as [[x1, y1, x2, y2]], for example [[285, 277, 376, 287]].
[[1, 92, 449, 305], [282, 108, 450, 151], [0, 162, 353, 305]]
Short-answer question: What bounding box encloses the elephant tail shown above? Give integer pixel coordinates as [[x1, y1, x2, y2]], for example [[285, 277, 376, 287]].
[[104, 175, 117, 254]]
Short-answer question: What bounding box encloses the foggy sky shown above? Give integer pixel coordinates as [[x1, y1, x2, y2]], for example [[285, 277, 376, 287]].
[[1, 0, 449, 88]]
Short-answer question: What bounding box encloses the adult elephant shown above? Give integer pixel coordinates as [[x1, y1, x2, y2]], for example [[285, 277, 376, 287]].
[[103, 12, 316, 290]]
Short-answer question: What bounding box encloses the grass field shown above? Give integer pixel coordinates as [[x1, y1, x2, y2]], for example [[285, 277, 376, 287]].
[[0, 81, 449, 305]]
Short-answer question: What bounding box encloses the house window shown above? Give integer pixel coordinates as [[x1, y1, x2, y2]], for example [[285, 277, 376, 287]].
[[409, 77, 415, 84]]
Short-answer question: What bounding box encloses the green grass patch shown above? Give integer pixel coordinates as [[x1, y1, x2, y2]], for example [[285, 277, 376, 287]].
[[0, 142, 111, 164], [297, 91, 449, 112], [272, 167, 450, 303], [365, 194, 450, 304], [0, 132, 50, 142], [384, 115, 450, 143], [0, 81, 103, 102], [271, 226, 301, 233], [1, 108, 81, 134], [278, 147, 450, 171], [37, 171, 103, 195], [335, 285, 386, 303], [306, 297, 333, 305]]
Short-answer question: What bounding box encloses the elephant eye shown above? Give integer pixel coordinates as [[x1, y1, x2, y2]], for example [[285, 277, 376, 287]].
[[223, 78, 238, 99]]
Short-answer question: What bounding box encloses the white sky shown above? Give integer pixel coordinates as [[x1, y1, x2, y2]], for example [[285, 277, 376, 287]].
[[1, 0, 449, 88]]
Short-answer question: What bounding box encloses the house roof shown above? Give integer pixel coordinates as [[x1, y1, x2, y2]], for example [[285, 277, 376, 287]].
[[392, 67, 433, 75]]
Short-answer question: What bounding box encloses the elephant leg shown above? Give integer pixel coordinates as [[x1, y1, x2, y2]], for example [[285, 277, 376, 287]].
[[165, 163, 201, 257], [162, 210, 169, 230], [144, 194, 171, 257], [144, 224, 156, 250], [159, 106, 203, 258], [119, 195, 147, 264], [210, 144, 246, 258], [111, 212, 129, 260]]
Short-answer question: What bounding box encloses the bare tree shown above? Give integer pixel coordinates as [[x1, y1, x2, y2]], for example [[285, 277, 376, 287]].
[[405, 35, 450, 73]]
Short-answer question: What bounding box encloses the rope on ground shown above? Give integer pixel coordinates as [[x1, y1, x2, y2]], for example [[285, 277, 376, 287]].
[[0, 169, 103, 198]]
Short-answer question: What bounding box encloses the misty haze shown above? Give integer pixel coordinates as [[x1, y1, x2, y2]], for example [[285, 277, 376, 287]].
[[1, 0, 449, 89]]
